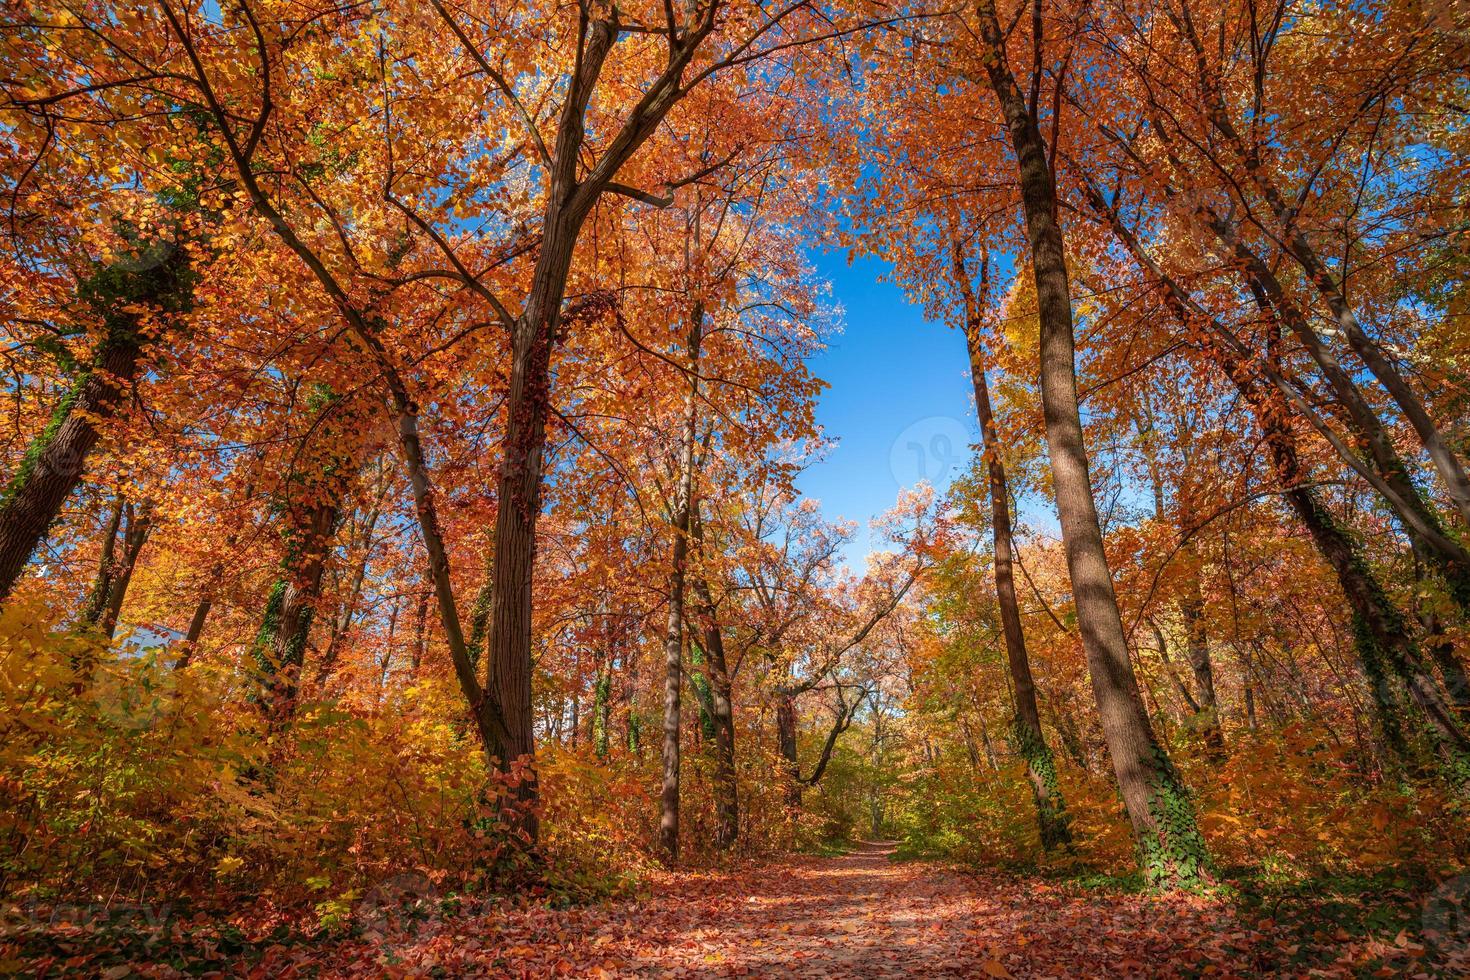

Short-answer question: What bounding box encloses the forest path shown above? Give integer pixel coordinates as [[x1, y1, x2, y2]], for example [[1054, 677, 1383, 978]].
[[314, 840, 1299, 978], [609, 839, 1004, 977]]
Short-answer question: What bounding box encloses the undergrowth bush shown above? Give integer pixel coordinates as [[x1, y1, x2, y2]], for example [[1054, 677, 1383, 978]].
[[888, 724, 1470, 882], [0, 602, 619, 914], [0, 599, 823, 922]]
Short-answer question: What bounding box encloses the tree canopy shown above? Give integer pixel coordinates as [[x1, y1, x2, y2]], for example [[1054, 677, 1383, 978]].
[[2, 0, 1470, 974]]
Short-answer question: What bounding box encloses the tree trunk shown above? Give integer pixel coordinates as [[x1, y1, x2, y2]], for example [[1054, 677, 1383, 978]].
[[1085, 183, 1470, 778], [251, 499, 338, 730], [0, 339, 143, 601], [1177, 544, 1222, 746], [776, 689, 802, 808], [1202, 212, 1470, 617], [99, 501, 151, 639], [690, 512, 739, 848], [1194, 74, 1470, 527], [699, 606, 739, 847], [82, 495, 125, 627], [952, 239, 1071, 850], [0, 241, 192, 602], [482, 239, 576, 826], [974, 1, 1210, 887], [658, 307, 703, 866], [180, 596, 212, 663], [593, 664, 612, 758]]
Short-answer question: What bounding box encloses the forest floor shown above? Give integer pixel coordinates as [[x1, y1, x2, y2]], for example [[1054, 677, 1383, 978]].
[[9, 841, 1464, 977]]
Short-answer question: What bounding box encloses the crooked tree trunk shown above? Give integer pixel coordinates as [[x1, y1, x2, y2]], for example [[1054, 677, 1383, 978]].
[[1124, 108, 1470, 616], [1187, 66, 1470, 527], [952, 240, 1071, 851], [1201, 212, 1470, 620], [975, 0, 1210, 887], [2, 341, 144, 601], [801, 686, 863, 787], [1240, 367, 1469, 770]]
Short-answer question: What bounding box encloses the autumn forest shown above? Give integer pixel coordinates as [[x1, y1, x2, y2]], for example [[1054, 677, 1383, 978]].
[[2, 0, 1469, 975]]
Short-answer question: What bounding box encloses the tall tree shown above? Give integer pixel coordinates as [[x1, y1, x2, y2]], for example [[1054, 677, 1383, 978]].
[[970, 0, 1211, 887], [950, 238, 1071, 850]]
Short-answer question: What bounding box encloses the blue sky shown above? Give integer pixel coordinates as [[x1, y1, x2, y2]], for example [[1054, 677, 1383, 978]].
[[796, 250, 975, 567]]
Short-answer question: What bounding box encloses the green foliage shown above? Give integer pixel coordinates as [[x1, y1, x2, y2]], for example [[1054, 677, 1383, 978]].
[[1014, 718, 1072, 850], [1137, 746, 1213, 890], [0, 377, 88, 511], [592, 672, 611, 759]]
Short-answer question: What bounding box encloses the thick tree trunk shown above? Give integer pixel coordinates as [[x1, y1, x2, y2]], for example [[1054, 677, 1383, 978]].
[[484, 309, 553, 778], [704, 632, 738, 847], [0, 239, 192, 602], [975, 1, 1210, 887], [251, 499, 338, 730], [481, 216, 585, 828], [0, 339, 144, 602], [952, 240, 1071, 850]]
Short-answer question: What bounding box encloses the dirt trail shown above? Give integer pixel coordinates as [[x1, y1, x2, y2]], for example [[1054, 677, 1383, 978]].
[[21, 841, 1445, 975], [315, 841, 1305, 978], [608, 840, 1008, 977]]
